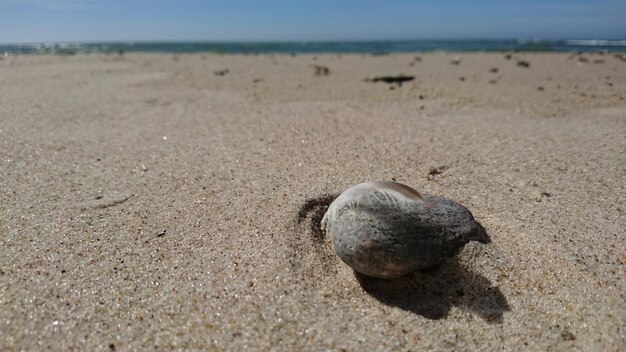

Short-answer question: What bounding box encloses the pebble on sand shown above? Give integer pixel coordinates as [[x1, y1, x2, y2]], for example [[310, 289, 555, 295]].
[[321, 181, 488, 278]]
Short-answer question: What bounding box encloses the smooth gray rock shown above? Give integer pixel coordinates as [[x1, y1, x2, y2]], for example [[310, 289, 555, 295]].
[[321, 181, 488, 278]]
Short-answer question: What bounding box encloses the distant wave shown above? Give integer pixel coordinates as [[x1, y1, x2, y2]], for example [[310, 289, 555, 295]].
[[565, 39, 626, 47], [517, 39, 560, 44]]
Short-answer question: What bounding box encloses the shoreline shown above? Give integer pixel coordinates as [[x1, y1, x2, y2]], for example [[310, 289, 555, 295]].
[[2, 38, 626, 56]]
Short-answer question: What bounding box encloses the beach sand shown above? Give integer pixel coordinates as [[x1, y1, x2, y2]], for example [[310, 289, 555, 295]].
[[1, 52, 624, 351]]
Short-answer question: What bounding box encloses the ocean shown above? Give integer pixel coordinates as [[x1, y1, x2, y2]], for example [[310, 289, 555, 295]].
[[2, 39, 626, 55]]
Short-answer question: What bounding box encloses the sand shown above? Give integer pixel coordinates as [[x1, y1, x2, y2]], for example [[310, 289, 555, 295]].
[[0, 52, 624, 351]]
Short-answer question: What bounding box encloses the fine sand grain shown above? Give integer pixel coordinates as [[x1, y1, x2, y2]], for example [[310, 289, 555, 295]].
[[1, 52, 625, 351]]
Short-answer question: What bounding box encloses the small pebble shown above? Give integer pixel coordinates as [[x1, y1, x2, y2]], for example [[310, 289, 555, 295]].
[[561, 330, 576, 341]]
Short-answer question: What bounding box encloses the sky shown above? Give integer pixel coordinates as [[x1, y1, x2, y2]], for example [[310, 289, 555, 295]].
[[1, 0, 625, 43]]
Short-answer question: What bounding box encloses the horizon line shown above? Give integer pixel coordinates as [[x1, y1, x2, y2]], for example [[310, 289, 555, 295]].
[[3, 37, 626, 46]]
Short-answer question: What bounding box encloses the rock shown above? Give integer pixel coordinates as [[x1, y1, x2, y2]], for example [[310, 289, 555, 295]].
[[311, 65, 330, 76], [561, 330, 576, 341], [321, 181, 488, 278]]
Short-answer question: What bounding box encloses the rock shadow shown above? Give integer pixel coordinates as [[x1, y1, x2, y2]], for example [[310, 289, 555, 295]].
[[355, 260, 509, 322]]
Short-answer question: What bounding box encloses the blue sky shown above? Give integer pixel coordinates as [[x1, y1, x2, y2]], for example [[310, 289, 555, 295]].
[[1, 0, 625, 43]]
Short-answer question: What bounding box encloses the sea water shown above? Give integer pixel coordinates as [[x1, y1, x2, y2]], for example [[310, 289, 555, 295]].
[[2, 39, 625, 55]]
